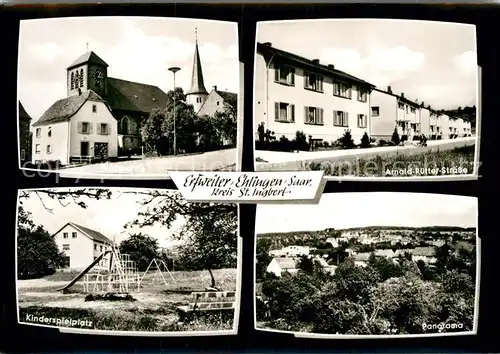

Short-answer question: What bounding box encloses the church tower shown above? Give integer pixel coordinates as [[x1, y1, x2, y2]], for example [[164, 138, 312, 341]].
[[186, 28, 209, 113], [66, 49, 108, 98]]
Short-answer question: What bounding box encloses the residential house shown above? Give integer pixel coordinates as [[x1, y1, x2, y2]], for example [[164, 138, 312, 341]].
[[254, 42, 375, 145], [439, 113, 451, 140], [353, 252, 371, 267], [266, 257, 299, 277], [395, 247, 438, 264], [325, 237, 339, 248], [269, 245, 310, 258], [53, 222, 114, 270], [370, 87, 422, 141], [19, 101, 32, 164]]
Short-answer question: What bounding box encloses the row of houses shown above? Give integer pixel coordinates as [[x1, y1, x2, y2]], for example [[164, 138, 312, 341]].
[[21, 32, 237, 166], [254, 42, 474, 144]]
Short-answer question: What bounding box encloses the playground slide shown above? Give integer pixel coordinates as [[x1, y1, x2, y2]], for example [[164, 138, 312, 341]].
[[57, 250, 112, 291]]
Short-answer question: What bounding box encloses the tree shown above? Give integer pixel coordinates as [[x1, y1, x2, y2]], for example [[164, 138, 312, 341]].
[[391, 126, 400, 146], [367, 253, 402, 281], [212, 102, 237, 145], [126, 190, 237, 289], [297, 256, 315, 274], [256, 237, 273, 280], [141, 87, 198, 154], [339, 129, 355, 149], [360, 132, 371, 149], [119, 233, 160, 271], [18, 189, 112, 211], [17, 206, 65, 278]]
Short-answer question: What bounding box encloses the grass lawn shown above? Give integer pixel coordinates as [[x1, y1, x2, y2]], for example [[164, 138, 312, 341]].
[[303, 145, 475, 177], [17, 268, 237, 332]]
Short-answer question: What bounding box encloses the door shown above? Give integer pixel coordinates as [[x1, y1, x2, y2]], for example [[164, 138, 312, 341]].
[[94, 142, 109, 159], [80, 141, 89, 156]]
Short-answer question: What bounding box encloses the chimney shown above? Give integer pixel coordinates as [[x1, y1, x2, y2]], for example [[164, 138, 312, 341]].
[[213, 85, 217, 91], [327, 64, 335, 69], [421, 101, 425, 107], [387, 86, 392, 94], [401, 92, 405, 98], [312, 59, 320, 64], [263, 42, 272, 47]]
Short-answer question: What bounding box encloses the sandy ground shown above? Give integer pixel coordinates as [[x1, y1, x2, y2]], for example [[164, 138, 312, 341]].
[[58, 148, 237, 179], [17, 279, 71, 289], [255, 137, 476, 167]]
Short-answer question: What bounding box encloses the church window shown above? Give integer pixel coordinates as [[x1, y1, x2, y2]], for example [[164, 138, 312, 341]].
[[79, 68, 84, 87], [92, 104, 97, 113], [121, 116, 130, 135], [74, 71, 80, 88], [71, 72, 75, 90], [216, 101, 220, 106]]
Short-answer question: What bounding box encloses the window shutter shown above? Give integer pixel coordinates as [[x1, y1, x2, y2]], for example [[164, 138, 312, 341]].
[[96, 123, 101, 135], [333, 110, 337, 125], [290, 104, 295, 122], [274, 102, 279, 121], [320, 108, 324, 124], [274, 66, 279, 82], [320, 77, 324, 91], [78, 122, 83, 134], [348, 87, 352, 99], [304, 106, 308, 123], [304, 72, 309, 88], [290, 68, 295, 85], [107, 125, 111, 135], [346, 112, 349, 126], [89, 122, 93, 134]]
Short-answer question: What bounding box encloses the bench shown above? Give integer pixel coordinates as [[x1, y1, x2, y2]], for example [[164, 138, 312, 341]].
[[176, 291, 237, 322]]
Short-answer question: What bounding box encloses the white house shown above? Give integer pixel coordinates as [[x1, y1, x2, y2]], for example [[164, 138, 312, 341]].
[[254, 42, 375, 145], [53, 222, 114, 270], [268, 245, 310, 258], [325, 237, 339, 248], [31, 90, 118, 165], [266, 257, 299, 277]]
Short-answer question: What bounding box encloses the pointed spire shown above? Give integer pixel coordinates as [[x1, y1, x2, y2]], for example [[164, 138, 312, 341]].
[[186, 27, 208, 96]]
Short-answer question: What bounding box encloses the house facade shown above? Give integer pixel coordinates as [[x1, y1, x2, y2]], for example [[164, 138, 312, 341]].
[[53, 222, 114, 270], [254, 42, 375, 144], [32, 91, 118, 165], [268, 245, 310, 258], [19, 101, 32, 165]]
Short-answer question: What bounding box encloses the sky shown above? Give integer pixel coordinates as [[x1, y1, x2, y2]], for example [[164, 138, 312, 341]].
[[255, 192, 477, 234], [18, 17, 239, 120], [18, 188, 187, 249], [257, 19, 478, 110]]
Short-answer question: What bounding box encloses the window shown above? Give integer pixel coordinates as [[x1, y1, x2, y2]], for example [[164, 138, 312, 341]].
[[46, 145, 52, 154], [100, 245, 103, 252], [21, 149, 25, 161], [357, 114, 367, 128], [358, 89, 368, 102], [47, 127, 52, 137], [304, 71, 324, 92], [333, 110, 349, 127], [304, 106, 324, 125], [371, 106, 380, 116], [72, 232, 77, 238], [216, 101, 220, 106], [406, 105, 409, 113], [62, 244, 70, 251], [410, 107, 416, 113], [274, 102, 295, 122], [274, 64, 295, 86], [35, 144, 40, 153], [63, 232, 68, 239], [80, 122, 91, 134], [79, 68, 84, 87], [35, 128, 41, 138], [333, 82, 352, 99], [92, 104, 97, 113], [71, 72, 75, 90], [398, 102, 404, 109], [99, 123, 108, 135]]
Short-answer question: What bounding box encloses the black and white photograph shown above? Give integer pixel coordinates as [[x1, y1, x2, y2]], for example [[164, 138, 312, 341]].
[[18, 17, 240, 178], [16, 187, 240, 334], [253, 20, 479, 179], [255, 192, 479, 337]]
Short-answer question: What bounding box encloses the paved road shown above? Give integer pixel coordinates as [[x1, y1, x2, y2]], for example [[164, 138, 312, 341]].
[[59, 148, 237, 179], [255, 137, 476, 171]]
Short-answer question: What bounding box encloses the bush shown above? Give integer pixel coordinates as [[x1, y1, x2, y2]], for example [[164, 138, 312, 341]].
[[339, 130, 355, 149], [294, 131, 310, 151], [391, 127, 400, 146], [360, 132, 371, 149]]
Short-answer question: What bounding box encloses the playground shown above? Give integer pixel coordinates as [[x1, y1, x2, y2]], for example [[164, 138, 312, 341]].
[[17, 248, 238, 332]]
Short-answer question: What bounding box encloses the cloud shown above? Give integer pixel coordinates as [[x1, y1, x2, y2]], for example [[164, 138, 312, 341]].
[[27, 42, 64, 64], [453, 51, 477, 76], [320, 45, 425, 87]]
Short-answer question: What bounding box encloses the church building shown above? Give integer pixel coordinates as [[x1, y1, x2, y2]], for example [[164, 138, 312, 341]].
[[31, 50, 169, 164]]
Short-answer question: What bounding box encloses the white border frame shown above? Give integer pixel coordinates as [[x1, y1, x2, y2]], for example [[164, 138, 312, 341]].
[[252, 19, 481, 182], [17, 17, 242, 180], [253, 192, 481, 339], [15, 186, 242, 336]]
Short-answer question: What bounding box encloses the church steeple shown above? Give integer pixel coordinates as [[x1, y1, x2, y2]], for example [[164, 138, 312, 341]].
[[186, 27, 209, 113]]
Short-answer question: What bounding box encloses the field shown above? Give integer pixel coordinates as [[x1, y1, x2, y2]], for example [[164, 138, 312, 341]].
[[17, 268, 237, 332], [304, 145, 475, 177]]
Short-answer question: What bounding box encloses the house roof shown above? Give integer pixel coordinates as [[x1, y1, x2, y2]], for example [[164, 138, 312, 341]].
[[19, 101, 32, 121], [273, 257, 297, 270], [106, 77, 169, 114], [54, 222, 113, 244], [396, 247, 437, 257], [215, 90, 237, 109], [67, 51, 109, 70], [354, 253, 371, 262], [257, 42, 375, 88], [374, 249, 396, 258], [373, 87, 422, 108], [32, 90, 108, 127]]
